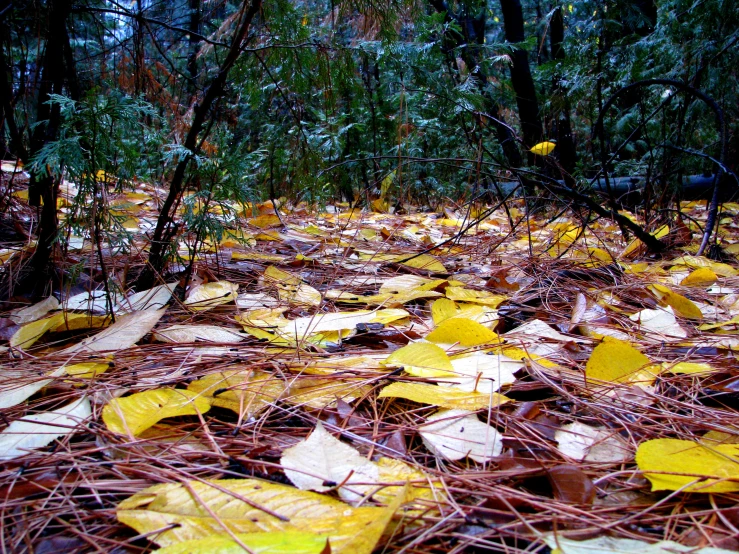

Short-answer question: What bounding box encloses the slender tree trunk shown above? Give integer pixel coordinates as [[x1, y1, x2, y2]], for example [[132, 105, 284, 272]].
[[28, 0, 75, 293], [187, 0, 201, 86], [550, 5, 576, 180], [136, 0, 262, 290], [0, 12, 26, 161], [499, 0, 543, 152]]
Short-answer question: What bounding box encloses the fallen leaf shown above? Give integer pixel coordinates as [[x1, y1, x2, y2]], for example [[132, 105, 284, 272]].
[[184, 281, 239, 311], [0, 397, 91, 461], [419, 409, 502, 462], [384, 342, 455, 378], [543, 535, 737, 554], [154, 325, 246, 343], [61, 309, 166, 354], [649, 283, 703, 319], [116, 283, 176, 313], [152, 532, 329, 554], [629, 306, 687, 338], [103, 388, 211, 436], [555, 422, 631, 463], [187, 370, 285, 417], [262, 266, 321, 306], [426, 318, 499, 346], [547, 465, 596, 504], [445, 350, 524, 393], [379, 381, 511, 410], [10, 296, 59, 325], [393, 253, 447, 273], [117, 478, 397, 553], [681, 267, 718, 287], [281, 422, 380, 503], [585, 338, 651, 384], [635, 438, 739, 493]]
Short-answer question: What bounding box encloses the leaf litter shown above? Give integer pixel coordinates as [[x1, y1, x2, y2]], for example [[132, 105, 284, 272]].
[[1, 195, 739, 553]]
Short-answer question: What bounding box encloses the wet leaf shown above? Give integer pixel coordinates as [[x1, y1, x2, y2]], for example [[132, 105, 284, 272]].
[[103, 388, 211, 436]]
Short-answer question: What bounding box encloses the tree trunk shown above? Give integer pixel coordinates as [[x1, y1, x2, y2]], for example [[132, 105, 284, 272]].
[[27, 0, 76, 293], [0, 12, 26, 162], [550, 5, 576, 180], [136, 0, 262, 290], [499, 0, 543, 152]]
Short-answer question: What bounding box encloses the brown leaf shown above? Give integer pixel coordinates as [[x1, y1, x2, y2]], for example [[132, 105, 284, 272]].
[[547, 465, 596, 504]]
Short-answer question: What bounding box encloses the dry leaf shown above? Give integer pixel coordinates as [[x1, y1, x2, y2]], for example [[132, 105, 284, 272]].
[[543, 535, 737, 554], [61, 309, 166, 354], [420, 409, 502, 462], [585, 338, 650, 384], [154, 325, 246, 343], [184, 281, 239, 311], [0, 397, 91, 461], [187, 370, 285, 417], [281, 422, 380, 503], [152, 532, 329, 554], [426, 317, 499, 346], [10, 296, 59, 325], [555, 422, 631, 463]]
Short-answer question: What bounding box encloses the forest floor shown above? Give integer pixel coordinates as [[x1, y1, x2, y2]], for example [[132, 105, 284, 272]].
[[0, 165, 738, 553]]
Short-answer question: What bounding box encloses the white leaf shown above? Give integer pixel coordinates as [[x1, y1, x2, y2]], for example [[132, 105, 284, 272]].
[[154, 325, 245, 343], [61, 309, 166, 354], [629, 306, 687, 338], [0, 366, 66, 410], [64, 290, 123, 314], [116, 283, 177, 314], [543, 535, 736, 554], [281, 422, 380, 503], [440, 351, 523, 394], [0, 397, 92, 461], [235, 293, 281, 309], [10, 296, 59, 325], [555, 422, 631, 463], [420, 409, 502, 462]]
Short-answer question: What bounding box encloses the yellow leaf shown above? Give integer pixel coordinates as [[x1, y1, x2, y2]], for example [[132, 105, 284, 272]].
[[249, 214, 282, 228], [379, 275, 446, 293], [379, 381, 510, 410], [117, 478, 397, 553], [184, 281, 239, 312], [393, 254, 447, 273], [680, 267, 718, 287], [661, 361, 715, 374], [286, 377, 372, 408], [635, 438, 739, 493], [672, 255, 737, 277], [65, 361, 111, 379], [103, 389, 211, 436], [262, 266, 321, 306], [52, 313, 111, 332], [10, 313, 65, 349], [649, 283, 703, 319], [431, 298, 459, 325], [385, 342, 455, 378], [153, 531, 328, 554], [621, 224, 669, 258], [444, 287, 505, 307], [426, 318, 499, 346], [373, 457, 444, 512], [187, 370, 286, 417], [529, 141, 556, 156], [585, 337, 650, 384]]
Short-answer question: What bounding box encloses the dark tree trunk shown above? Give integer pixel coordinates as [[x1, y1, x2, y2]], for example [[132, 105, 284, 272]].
[[550, 5, 576, 180], [0, 10, 26, 161], [27, 0, 76, 293], [136, 0, 262, 290], [499, 0, 543, 152], [428, 0, 523, 168], [187, 0, 201, 85]]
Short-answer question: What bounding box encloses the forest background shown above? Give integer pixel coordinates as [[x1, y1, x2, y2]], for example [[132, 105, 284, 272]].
[[1, 0, 737, 292]]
